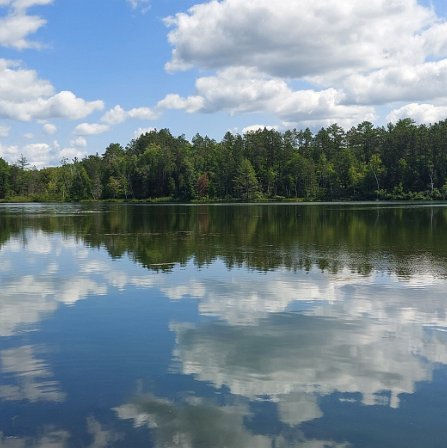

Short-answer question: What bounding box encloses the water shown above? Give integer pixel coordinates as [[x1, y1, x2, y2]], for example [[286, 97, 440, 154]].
[[0, 202, 447, 447]]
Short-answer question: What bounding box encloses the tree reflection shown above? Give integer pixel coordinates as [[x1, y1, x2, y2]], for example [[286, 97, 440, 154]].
[[0, 203, 446, 278]]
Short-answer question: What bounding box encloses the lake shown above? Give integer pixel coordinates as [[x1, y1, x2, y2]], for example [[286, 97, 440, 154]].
[[1, 202, 447, 447]]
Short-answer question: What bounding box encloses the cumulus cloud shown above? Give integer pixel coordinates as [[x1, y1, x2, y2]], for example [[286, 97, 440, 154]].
[[100, 105, 127, 125], [0, 0, 53, 49], [0, 139, 82, 167], [422, 21, 447, 57], [0, 59, 104, 121], [74, 122, 109, 136], [0, 143, 19, 159], [58, 146, 87, 161], [22, 142, 51, 166], [343, 59, 447, 105], [158, 67, 376, 128], [1, 141, 59, 167], [37, 91, 104, 120], [0, 58, 53, 101], [161, 0, 447, 127], [127, 107, 158, 120], [42, 122, 57, 134], [101, 105, 157, 125], [69, 136, 87, 147], [164, 0, 435, 77], [157, 94, 204, 113], [386, 103, 447, 124]]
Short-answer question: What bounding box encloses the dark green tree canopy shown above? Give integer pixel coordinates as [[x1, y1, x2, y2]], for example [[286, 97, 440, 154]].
[[2, 121, 447, 202]]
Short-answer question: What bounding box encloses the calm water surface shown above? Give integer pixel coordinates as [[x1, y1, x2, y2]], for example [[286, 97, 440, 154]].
[[1, 203, 447, 447]]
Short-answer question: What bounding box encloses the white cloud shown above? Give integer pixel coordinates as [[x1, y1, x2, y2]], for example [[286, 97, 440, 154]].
[[0, 124, 10, 137], [0, 141, 58, 167], [165, 0, 435, 77], [42, 122, 57, 134], [160, 67, 284, 114], [386, 103, 447, 124], [128, 106, 157, 120], [40, 91, 104, 120], [3, 0, 53, 11], [0, 59, 104, 121], [0, 58, 53, 100], [101, 105, 157, 125], [161, 0, 447, 126], [58, 147, 87, 161], [343, 59, 447, 105], [157, 94, 204, 113], [422, 21, 447, 57], [0, 15, 46, 49], [1, 140, 87, 167], [70, 136, 87, 147], [133, 126, 155, 138], [0, 143, 19, 158], [242, 124, 278, 134], [22, 142, 51, 167], [101, 105, 127, 125], [0, 0, 53, 49], [126, 0, 150, 14], [74, 122, 109, 136], [159, 68, 376, 128]]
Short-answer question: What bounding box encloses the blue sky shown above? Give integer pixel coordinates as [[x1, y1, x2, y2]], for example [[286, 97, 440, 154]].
[[1, 0, 447, 167]]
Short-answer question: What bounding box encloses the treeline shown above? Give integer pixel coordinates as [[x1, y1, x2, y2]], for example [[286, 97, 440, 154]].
[[1, 118, 447, 202]]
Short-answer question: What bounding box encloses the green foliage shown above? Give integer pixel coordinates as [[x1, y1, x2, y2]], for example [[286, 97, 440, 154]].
[[3, 120, 447, 202], [233, 158, 259, 200], [0, 157, 10, 199]]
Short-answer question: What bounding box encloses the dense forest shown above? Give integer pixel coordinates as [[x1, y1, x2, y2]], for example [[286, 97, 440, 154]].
[[1, 118, 447, 202]]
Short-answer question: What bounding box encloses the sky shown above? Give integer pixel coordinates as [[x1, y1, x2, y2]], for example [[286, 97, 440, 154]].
[[1, 0, 447, 168]]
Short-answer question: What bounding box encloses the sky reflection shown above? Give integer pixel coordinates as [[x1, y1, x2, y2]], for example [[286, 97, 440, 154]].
[[1, 206, 447, 447]]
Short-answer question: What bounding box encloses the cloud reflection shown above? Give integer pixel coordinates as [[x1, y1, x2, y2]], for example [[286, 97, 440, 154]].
[[0, 232, 155, 336], [2, 224, 447, 439], [0, 417, 119, 448], [0, 429, 70, 448], [0, 346, 64, 402], [170, 303, 447, 420], [114, 394, 348, 448]]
